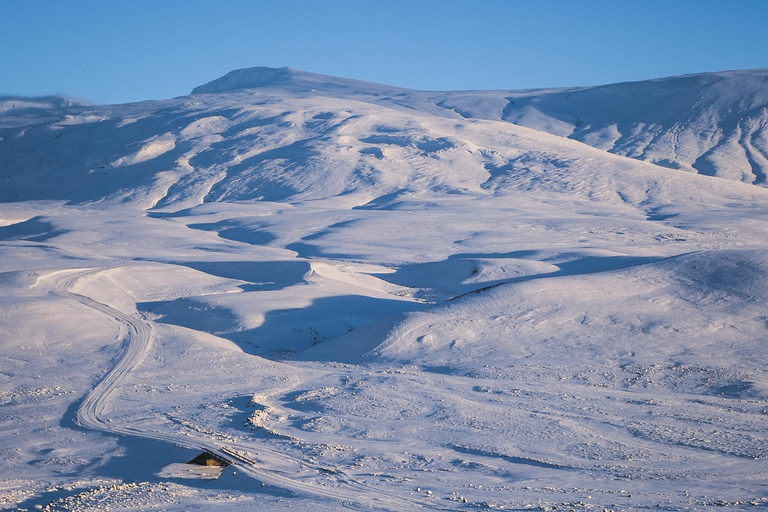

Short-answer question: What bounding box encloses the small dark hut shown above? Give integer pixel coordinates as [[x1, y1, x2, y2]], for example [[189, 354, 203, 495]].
[[188, 449, 230, 467]]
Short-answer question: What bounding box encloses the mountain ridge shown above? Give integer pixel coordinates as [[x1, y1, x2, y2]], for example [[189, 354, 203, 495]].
[[192, 66, 768, 185], [1, 67, 768, 209]]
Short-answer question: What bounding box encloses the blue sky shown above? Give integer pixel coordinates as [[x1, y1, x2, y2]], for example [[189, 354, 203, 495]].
[[2, 0, 767, 104]]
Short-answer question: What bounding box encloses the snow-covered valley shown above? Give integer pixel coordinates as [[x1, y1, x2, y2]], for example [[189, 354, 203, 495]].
[[1, 67, 767, 511]]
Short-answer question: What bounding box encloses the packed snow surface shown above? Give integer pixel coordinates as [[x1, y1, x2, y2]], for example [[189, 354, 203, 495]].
[[1, 67, 768, 511]]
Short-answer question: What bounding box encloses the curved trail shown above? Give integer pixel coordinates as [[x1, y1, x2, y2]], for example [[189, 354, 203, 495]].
[[54, 267, 444, 511], [55, 268, 154, 433]]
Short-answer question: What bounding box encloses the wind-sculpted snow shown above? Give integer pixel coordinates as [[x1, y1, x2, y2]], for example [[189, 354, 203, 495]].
[[2, 68, 768, 213], [1, 68, 768, 511], [495, 70, 768, 185], [193, 66, 768, 186], [2, 83, 767, 211], [417, 70, 768, 185]]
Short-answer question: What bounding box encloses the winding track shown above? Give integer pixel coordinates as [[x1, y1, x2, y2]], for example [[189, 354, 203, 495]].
[[53, 267, 445, 511], [55, 268, 154, 434]]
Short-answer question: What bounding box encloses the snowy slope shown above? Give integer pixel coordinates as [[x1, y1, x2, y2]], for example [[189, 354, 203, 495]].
[[4, 68, 767, 210], [494, 70, 768, 185], [195, 66, 768, 185], [1, 68, 768, 511]]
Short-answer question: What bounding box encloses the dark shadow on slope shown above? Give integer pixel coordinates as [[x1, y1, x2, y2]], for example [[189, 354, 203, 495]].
[[435, 99, 474, 119], [352, 188, 442, 211], [284, 241, 360, 260], [301, 219, 358, 241], [449, 444, 574, 471], [223, 295, 424, 359], [283, 219, 364, 258], [376, 258, 500, 302], [359, 146, 384, 159], [137, 298, 239, 334], [0, 216, 66, 242], [746, 134, 768, 185], [199, 139, 317, 203], [501, 97, 517, 120], [137, 293, 423, 361], [175, 260, 311, 291], [538, 254, 662, 276], [481, 163, 515, 189], [692, 146, 726, 178], [1, 103, 287, 205], [480, 154, 576, 192], [0, 102, 290, 205], [295, 311, 412, 364], [110, 105, 342, 208], [145, 207, 196, 219], [359, 134, 454, 153], [187, 219, 277, 246], [216, 113, 287, 139], [421, 365, 465, 376], [284, 241, 323, 259], [376, 251, 664, 302], [448, 254, 664, 301], [0, 114, 179, 203], [351, 188, 412, 210], [691, 109, 768, 185], [708, 381, 763, 399], [645, 206, 678, 222]]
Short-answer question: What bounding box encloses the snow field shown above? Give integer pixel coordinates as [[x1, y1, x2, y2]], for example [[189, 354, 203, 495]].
[[1, 67, 768, 510]]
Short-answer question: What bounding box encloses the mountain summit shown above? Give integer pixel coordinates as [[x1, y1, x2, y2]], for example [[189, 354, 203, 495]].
[[191, 66, 409, 95], [191, 66, 297, 93]]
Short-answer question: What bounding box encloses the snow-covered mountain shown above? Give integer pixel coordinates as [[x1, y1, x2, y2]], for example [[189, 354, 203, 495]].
[[3, 67, 768, 206], [193, 66, 768, 185], [1, 67, 767, 511], [432, 69, 768, 184]]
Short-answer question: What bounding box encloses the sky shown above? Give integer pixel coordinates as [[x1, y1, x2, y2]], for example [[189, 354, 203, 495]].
[[1, 0, 767, 105]]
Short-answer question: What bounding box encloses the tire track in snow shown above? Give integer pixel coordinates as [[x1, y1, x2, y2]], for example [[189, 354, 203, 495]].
[[210, 441, 449, 511], [54, 267, 444, 511], [54, 267, 154, 434]]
